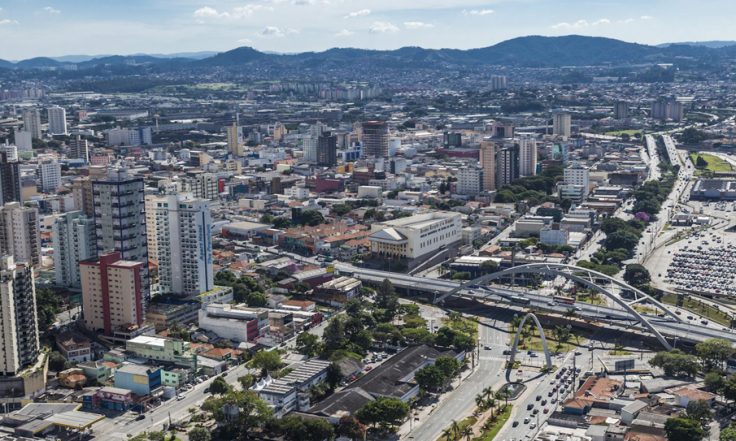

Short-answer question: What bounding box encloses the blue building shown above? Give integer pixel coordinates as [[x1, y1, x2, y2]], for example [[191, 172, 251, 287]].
[[114, 364, 162, 396]]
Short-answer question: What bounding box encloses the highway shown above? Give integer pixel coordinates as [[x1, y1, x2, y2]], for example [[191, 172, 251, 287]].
[[334, 263, 736, 346]]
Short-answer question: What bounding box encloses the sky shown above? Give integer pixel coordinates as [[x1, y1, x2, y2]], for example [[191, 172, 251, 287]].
[[1, 0, 736, 60]]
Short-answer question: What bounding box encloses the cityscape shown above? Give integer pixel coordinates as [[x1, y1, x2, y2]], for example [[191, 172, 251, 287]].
[[3, 2, 736, 441]]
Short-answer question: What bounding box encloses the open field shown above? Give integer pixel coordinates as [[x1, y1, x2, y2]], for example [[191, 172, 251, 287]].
[[690, 152, 733, 174]]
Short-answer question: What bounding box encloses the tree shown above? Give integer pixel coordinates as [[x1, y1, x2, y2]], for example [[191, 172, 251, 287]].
[[375, 279, 399, 321], [296, 333, 322, 357], [434, 356, 461, 382], [148, 431, 166, 441], [201, 390, 272, 437], [337, 416, 366, 440], [209, 376, 231, 395], [414, 365, 445, 392], [704, 371, 725, 393], [325, 362, 343, 391], [278, 415, 335, 441], [251, 350, 283, 374], [649, 350, 699, 377], [723, 375, 736, 402], [322, 318, 347, 356], [356, 397, 410, 431], [553, 326, 572, 351], [604, 230, 640, 254], [686, 400, 712, 426], [696, 338, 734, 371], [721, 426, 736, 441], [560, 198, 572, 213], [665, 417, 705, 441], [48, 351, 69, 372], [624, 264, 651, 287], [188, 427, 212, 441]]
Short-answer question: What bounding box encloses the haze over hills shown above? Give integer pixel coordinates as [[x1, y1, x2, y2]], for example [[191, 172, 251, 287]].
[[1, 35, 734, 72]]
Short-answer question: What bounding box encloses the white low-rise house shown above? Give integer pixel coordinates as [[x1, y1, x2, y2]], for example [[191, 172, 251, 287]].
[[256, 359, 331, 417]]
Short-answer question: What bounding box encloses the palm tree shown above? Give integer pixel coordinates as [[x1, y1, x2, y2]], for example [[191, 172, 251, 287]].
[[441, 427, 455, 441], [482, 386, 494, 400], [460, 425, 474, 441], [485, 396, 497, 420], [475, 393, 486, 410]]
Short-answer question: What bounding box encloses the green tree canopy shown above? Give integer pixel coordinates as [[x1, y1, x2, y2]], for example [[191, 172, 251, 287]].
[[665, 417, 705, 441]]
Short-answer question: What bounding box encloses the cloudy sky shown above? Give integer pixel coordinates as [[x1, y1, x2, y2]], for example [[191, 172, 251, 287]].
[[0, 0, 734, 59]]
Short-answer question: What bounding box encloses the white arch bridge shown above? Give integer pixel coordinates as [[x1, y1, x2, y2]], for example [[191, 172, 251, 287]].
[[334, 262, 736, 350]]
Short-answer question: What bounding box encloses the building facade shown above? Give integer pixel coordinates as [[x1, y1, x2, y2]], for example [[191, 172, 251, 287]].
[[37, 160, 62, 192], [518, 136, 538, 177], [480, 142, 496, 191], [457, 167, 484, 196], [69, 136, 90, 162], [361, 121, 389, 158], [369, 211, 463, 259], [0, 202, 40, 267], [52, 211, 96, 289], [47, 106, 67, 135], [0, 152, 22, 206], [552, 111, 572, 138], [21, 109, 42, 140], [496, 145, 519, 188], [0, 256, 40, 376]]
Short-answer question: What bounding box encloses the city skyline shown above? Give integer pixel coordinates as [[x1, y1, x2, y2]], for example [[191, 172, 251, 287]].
[[2, 0, 736, 59]]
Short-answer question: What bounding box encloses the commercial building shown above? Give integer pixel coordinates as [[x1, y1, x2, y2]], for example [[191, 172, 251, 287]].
[[0, 151, 22, 205], [552, 111, 572, 138], [256, 359, 331, 417], [316, 131, 337, 166], [198, 303, 269, 342], [105, 127, 152, 146], [92, 169, 150, 298], [227, 122, 243, 156], [563, 163, 590, 199], [457, 167, 484, 196], [80, 252, 145, 335], [125, 335, 195, 368], [22, 109, 42, 140], [186, 171, 220, 200], [52, 211, 96, 289], [47, 106, 67, 135], [517, 136, 538, 177], [480, 142, 496, 191], [361, 121, 389, 158], [146, 194, 213, 296], [114, 364, 162, 396], [369, 211, 463, 259], [313, 276, 362, 306], [37, 160, 62, 193], [55, 332, 92, 363], [68, 136, 89, 162], [0, 256, 40, 377], [0, 202, 40, 267]]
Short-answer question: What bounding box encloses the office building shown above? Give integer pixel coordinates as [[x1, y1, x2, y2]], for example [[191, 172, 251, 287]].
[[0, 145, 17, 162], [564, 163, 590, 199], [552, 111, 572, 138], [443, 132, 462, 147], [80, 252, 145, 335], [0, 256, 40, 376], [146, 194, 213, 296], [37, 160, 62, 192], [480, 142, 496, 191], [21, 109, 42, 140], [496, 145, 519, 188], [92, 169, 149, 298], [14, 131, 32, 152], [0, 202, 40, 267], [316, 131, 337, 166], [69, 136, 89, 162], [614, 101, 629, 120], [490, 75, 508, 91], [47, 106, 67, 135], [518, 136, 538, 177], [187, 172, 220, 200], [0, 152, 21, 205], [105, 127, 152, 146], [369, 211, 462, 259], [361, 121, 389, 158], [490, 120, 514, 139], [457, 167, 484, 196], [52, 211, 96, 289], [227, 122, 243, 156]]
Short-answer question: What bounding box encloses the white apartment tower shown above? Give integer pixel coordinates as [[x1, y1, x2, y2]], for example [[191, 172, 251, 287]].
[[22, 109, 42, 140], [37, 160, 62, 192], [518, 136, 538, 177], [52, 211, 96, 289], [0, 203, 40, 267], [147, 194, 213, 296], [92, 169, 150, 298], [47, 106, 67, 135], [0, 256, 40, 376], [69, 136, 90, 162], [457, 167, 484, 196], [564, 163, 590, 197], [552, 111, 572, 138]]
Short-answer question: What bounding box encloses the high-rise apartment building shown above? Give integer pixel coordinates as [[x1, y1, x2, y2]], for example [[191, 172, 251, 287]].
[[552, 111, 572, 138], [52, 211, 96, 289], [563, 163, 590, 198], [651, 98, 684, 122], [457, 167, 484, 196], [480, 142, 496, 192], [92, 169, 149, 298], [316, 131, 337, 166], [496, 145, 519, 188], [0, 152, 21, 206], [227, 122, 243, 156], [22, 109, 42, 140], [614, 101, 629, 120], [14, 131, 32, 152], [69, 136, 89, 162], [518, 136, 538, 177], [490, 75, 508, 91], [187, 172, 220, 200], [80, 252, 144, 335], [0, 256, 40, 376], [361, 121, 389, 158], [0, 203, 40, 267], [147, 194, 213, 296], [37, 160, 62, 192], [47, 106, 67, 135]]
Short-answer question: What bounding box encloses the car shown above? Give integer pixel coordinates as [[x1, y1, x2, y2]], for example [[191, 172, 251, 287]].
[[524, 417, 530, 424], [177, 395, 185, 401], [136, 414, 146, 421], [536, 395, 542, 401], [548, 391, 554, 397], [512, 421, 519, 427], [532, 408, 539, 415], [543, 408, 549, 414], [574, 351, 582, 356], [551, 398, 557, 404], [527, 403, 534, 410], [484, 345, 492, 350], [541, 399, 547, 405], [530, 422, 537, 429]]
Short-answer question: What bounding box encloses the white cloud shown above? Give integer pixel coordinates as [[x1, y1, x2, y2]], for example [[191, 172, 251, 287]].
[[292, 0, 315, 4], [463, 9, 494, 16], [345, 9, 371, 19], [551, 18, 610, 30], [640, 15, 654, 20], [0, 19, 19, 25], [194, 5, 270, 20], [259, 26, 298, 38], [618, 18, 636, 24], [369, 21, 399, 33], [335, 29, 354, 37], [404, 21, 434, 30], [42, 6, 61, 14], [237, 38, 253, 45]]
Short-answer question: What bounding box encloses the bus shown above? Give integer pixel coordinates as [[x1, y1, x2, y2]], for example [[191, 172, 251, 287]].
[[510, 296, 531, 305], [553, 295, 575, 305]]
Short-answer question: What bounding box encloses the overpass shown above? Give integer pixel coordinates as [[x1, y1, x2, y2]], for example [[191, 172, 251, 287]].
[[335, 263, 736, 348]]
